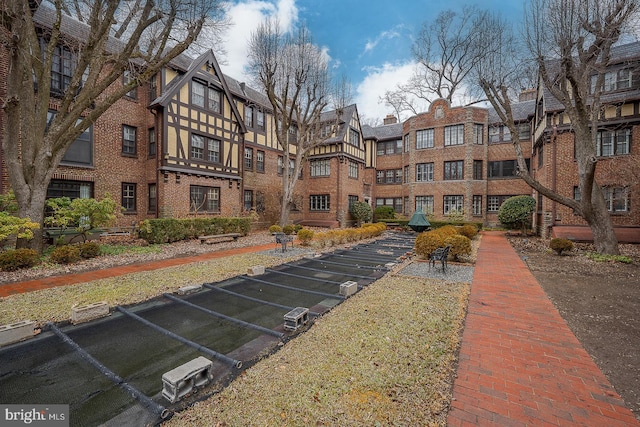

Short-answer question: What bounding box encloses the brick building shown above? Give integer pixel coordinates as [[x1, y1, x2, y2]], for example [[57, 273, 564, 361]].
[[1, 7, 639, 235]]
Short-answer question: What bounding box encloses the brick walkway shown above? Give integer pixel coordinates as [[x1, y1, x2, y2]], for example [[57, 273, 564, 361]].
[[2, 233, 638, 425], [447, 231, 639, 426]]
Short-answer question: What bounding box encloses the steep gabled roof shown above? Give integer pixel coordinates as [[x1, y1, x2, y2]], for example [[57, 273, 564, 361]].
[[151, 50, 247, 134], [540, 41, 640, 112], [319, 104, 362, 145]]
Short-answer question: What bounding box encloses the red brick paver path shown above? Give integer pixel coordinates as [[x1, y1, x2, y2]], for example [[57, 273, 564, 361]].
[[448, 231, 639, 426]]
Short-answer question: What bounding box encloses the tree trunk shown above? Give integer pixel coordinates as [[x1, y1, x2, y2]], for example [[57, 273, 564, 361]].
[[15, 187, 47, 253]]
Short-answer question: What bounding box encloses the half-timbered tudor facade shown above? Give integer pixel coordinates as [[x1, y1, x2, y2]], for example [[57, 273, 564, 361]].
[[531, 41, 640, 238], [1, 5, 639, 235]]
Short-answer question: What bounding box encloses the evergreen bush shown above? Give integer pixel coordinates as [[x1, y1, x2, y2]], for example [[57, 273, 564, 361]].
[[50, 245, 81, 264], [549, 238, 574, 255], [0, 248, 40, 271], [78, 241, 101, 259], [444, 234, 472, 261], [297, 229, 314, 246], [414, 231, 445, 259]]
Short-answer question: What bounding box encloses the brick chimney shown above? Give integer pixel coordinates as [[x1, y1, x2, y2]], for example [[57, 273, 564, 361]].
[[383, 114, 397, 125], [519, 89, 536, 102]]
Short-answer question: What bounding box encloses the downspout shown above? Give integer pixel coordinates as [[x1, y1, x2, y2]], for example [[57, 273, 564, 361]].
[[551, 124, 557, 228]]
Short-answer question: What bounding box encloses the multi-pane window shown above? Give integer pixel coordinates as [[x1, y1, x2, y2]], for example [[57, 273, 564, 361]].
[[310, 194, 330, 211], [256, 110, 265, 130], [591, 68, 636, 93], [123, 70, 137, 99], [376, 197, 403, 213], [348, 160, 358, 178], [244, 106, 253, 127], [192, 80, 205, 108], [190, 185, 220, 212], [148, 74, 157, 101], [597, 129, 631, 157], [415, 195, 434, 215], [444, 124, 464, 146], [602, 187, 628, 212], [50, 44, 74, 94], [487, 195, 514, 212], [121, 183, 137, 212], [404, 134, 410, 152], [207, 138, 221, 162], [443, 195, 463, 215], [444, 160, 464, 180], [349, 128, 360, 146], [416, 129, 434, 149], [192, 135, 220, 162], [376, 170, 384, 184], [256, 150, 265, 173], [404, 165, 409, 183], [472, 195, 483, 216], [537, 143, 544, 168], [208, 87, 221, 112], [244, 147, 253, 170], [310, 159, 331, 177], [122, 125, 137, 155], [148, 128, 156, 157], [320, 124, 333, 138], [473, 124, 484, 144], [473, 160, 483, 180], [191, 134, 204, 159], [148, 183, 157, 213], [244, 190, 254, 211], [416, 163, 434, 182], [277, 156, 284, 175], [192, 80, 221, 113], [47, 180, 93, 199], [55, 112, 92, 166], [488, 159, 530, 178], [518, 123, 531, 141], [489, 125, 511, 143], [377, 140, 402, 155]]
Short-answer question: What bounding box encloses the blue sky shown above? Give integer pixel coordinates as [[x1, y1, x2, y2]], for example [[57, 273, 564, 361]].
[[219, 0, 525, 123]]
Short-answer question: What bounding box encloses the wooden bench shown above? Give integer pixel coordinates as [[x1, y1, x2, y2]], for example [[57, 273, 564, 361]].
[[274, 232, 294, 252], [199, 233, 242, 244]]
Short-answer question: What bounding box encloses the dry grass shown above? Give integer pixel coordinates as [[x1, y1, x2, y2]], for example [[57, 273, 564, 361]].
[[0, 253, 296, 326], [0, 236, 471, 426], [166, 275, 469, 427]]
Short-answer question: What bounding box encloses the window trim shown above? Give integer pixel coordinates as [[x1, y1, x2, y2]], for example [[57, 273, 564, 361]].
[[122, 125, 137, 156], [121, 182, 137, 213]]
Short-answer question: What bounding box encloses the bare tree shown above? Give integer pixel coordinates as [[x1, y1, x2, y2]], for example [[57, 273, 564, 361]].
[[382, 6, 482, 116], [247, 18, 332, 226], [473, 0, 639, 254], [1, 0, 225, 251]]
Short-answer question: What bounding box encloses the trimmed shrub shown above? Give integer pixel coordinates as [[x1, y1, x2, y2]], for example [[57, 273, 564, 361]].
[[78, 241, 101, 259], [297, 229, 314, 246], [373, 206, 395, 221], [444, 234, 472, 261], [282, 224, 295, 235], [50, 245, 81, 264], [550, 238, 574, 255], [138, 217, 250, 244], [414, 231, 445, 259], [498, 195, 536, 234], [457, 224, 479, 239], [0, 248, 40, 271], [351, 201, 372, 225], [268, 224, 282, 234], [434, 225, 458, 239]]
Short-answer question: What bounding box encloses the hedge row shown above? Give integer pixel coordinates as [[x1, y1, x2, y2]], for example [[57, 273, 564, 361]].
[[138, 217, 251, 244]]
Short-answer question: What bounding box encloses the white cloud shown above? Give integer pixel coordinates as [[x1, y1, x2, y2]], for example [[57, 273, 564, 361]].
[[355, 61, 429, 124], [362, 28, 401, 56], [219, 0, 299, 83]]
